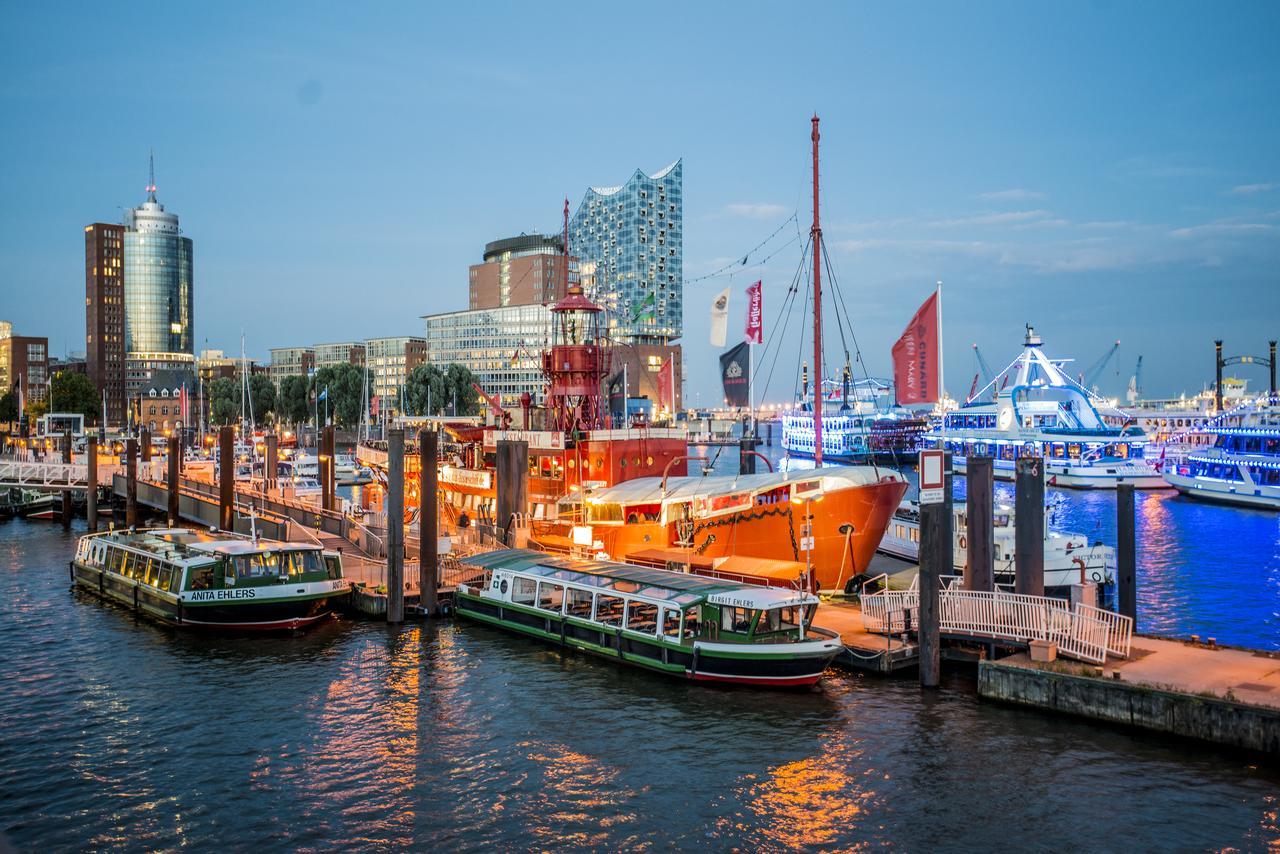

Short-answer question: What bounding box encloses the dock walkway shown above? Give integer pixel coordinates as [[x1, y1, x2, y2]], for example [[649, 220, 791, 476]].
[[814, 601, 919, 673]]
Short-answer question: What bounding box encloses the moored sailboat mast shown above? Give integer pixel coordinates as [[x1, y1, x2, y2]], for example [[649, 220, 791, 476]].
[[811, 115, 824, 467]]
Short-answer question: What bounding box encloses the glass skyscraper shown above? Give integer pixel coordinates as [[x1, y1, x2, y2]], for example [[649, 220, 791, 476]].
[[567, 160, 682, 345], [123, 184, 193, 356]]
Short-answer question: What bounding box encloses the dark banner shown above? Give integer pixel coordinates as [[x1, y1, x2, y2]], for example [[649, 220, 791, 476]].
[[719, 341, 750, 408], [607, 371, 626, 424]]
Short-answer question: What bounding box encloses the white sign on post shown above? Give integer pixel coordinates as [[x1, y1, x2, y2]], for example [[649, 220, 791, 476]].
[[919, 449, 946, 505]]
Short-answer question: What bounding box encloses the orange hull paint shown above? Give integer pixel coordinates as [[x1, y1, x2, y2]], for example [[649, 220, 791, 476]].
[[576, 478, 907, 593]]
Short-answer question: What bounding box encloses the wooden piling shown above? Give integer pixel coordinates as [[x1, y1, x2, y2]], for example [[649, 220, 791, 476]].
[[419, 427, 438, 616], [218, 426, 234, 530], [265, 433, 278, 495], [61, 429, 72, 527], [321, 425, 336, 512], [86, 435, 98, 531], [167, 438, 180, 526], [1014, 456, 1045, 597], [125, 438, 138, 528], [965, 456, 995, 591], [1117, 483, 1137, 625], [918, 452, 951, 689], [738, 436, 756, 475], [495, 439, 529, 544], [140, 428, 151, 463], [386, 428, 405, 623]]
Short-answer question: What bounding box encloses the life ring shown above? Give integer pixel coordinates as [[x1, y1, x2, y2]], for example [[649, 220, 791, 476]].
[[1090, 570, 1103, 583], [958, 535, 967, 550]]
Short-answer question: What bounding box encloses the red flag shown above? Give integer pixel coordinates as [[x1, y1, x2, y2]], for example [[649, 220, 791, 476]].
[[891, 291, 940, 405], [179, 385, 189, 424], [745, 280, 763, 344], [657, 358, 675, 411], [371, 395, 380, 417]]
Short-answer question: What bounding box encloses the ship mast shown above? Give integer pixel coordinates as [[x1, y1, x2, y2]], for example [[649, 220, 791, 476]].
[[811, 115, 824, 467]]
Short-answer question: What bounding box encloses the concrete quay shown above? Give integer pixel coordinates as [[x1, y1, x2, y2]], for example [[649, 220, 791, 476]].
[[979, 636, 1280, 754]]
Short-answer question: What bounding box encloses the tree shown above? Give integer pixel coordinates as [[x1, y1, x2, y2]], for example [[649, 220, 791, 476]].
[[404, 363, 479, 416], [279, 375, 310, 426], [48, 371, 100, 424], [208, 377, 238, 425], [248, 373, 276, 425], [309, 363, 371, 427], [0, 389, 17, 424]]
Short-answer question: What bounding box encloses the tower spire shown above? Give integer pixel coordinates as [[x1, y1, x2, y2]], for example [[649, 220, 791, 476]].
[[147, 149, 157, 202]]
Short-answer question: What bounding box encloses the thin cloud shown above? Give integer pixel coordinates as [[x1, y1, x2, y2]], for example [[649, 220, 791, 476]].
[[927, 209, 1053, 228], [1170, 222, 1277, 239], [977, 188, 1046, 202], [724, 202, 790, 220], [1229, 182, 1277, 196]]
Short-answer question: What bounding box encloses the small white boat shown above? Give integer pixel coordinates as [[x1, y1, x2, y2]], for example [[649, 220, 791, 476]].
[[877, 500, 1115, 588]]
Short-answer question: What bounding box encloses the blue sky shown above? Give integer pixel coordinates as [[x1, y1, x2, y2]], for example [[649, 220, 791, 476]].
[[1, 2, 1277, 404]]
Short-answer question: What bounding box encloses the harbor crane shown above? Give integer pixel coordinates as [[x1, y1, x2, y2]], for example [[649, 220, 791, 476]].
[[967, 344, 997, 403], [1078, 339, 1121, 392], [1126, 356, 1143, 406]]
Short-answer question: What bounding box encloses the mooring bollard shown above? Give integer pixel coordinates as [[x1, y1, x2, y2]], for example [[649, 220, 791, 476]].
[[1117, 482, 1136, 625], [218, 426, 234, 530], [419, 428, 439, 616], [125, 438, 138, 528], [167, 438, 180, 526], [387, 428, 405, 623], [61, 429, 72, 527], [495, 439, 529, 545], [918, 450, 951, 689], [965, 456, 995, 592], [1015, 456, 1045, 597], [86, 435, 99, 532]]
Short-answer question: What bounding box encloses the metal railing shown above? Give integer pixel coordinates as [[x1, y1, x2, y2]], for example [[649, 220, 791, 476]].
[[861, 580, 1133, 665]]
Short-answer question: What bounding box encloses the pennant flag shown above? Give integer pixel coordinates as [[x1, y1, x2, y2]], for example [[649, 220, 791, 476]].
[[891, 291, 940, 405], [709, 287, 730, 347], [631, 292, 656, 322], [607, 371, 626, 424], [657, 358, 675, 412], [720, 341, 750, 408], [745, 280, 763, 344], [318, 387, 329, 402]]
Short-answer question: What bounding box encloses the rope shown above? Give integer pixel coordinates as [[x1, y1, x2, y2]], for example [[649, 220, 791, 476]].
[[685, 214, 798, 286]]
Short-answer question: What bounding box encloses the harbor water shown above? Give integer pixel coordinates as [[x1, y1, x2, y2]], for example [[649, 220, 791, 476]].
[[2, 519, 1278, 850]]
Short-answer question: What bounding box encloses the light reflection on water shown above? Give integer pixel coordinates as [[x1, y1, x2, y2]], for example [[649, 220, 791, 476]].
[[2, 519, 1279, 850]]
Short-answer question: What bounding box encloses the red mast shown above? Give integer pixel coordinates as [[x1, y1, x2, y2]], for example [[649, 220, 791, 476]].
[[811, 114, 824, 467]]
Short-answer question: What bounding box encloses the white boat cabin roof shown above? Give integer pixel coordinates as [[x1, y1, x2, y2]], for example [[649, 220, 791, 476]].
[[587, 465, 902, 507]]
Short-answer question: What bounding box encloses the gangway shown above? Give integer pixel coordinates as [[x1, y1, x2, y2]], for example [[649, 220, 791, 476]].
[[860, 574, 1132, 665]]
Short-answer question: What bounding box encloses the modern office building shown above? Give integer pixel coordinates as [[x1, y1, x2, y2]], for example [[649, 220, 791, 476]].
[[313, 341, 367, 371], [567, 160, 682, 345], [85, 222, 127, 425], [365, 336, 427, 415], [123, 168, 193, 359], [269, 347, 315, 386], [197, 349, 263, 385], [423, 304, 551, 407], [469, 234, 575, 310], [0, 321, 49, 419]]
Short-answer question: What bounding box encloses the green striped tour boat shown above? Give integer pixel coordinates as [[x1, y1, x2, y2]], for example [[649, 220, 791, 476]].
[[455, 549, 842, 687], [71, 528, 350, 631]]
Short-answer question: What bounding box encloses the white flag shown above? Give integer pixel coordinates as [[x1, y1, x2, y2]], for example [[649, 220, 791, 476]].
[[709, 288, 730, 348]]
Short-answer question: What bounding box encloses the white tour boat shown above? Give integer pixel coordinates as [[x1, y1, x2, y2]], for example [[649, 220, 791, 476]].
[[1163, 424, 1280, 510], [923, 326, 1167, 489]]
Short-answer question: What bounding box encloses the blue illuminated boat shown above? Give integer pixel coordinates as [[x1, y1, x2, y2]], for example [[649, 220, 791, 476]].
[[1163, 424, 1280, 510]]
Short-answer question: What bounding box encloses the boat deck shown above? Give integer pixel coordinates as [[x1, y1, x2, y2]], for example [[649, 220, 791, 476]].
[[813, 601, 919, 673]]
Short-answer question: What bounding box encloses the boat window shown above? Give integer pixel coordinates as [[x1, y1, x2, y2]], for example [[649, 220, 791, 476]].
[[324, 554, 342, 579], [661, 608, 682, 639], [565, 587, 593, 618], [511, 576, 537, 605], [612, 580, 641, 594], [186, 566, 213, 590], [720, 606, 755, 634], [587, 502, 623, 523], [142, 558, 159, 586], [156, 564, 172, 591], [536, 582, 565, 612], [284, 550, 324, 576], [120, 551, 137, 578], [595, 594, 624, 626], [626, 601, 659, 634], [236, 552, 281, 579]]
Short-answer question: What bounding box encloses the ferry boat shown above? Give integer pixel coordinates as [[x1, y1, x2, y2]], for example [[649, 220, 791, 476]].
[[1163, 425, 1280, 510], [781, 378, 928, 461], [71, 527, 350, 630], [923, 326, 1167, 489], [555, 464, 908, 595], [455, 548, 842, 687], [878, 500, 1116, 588]]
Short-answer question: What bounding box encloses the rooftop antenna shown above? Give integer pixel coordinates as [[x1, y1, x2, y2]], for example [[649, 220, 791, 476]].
[[147, 149, 157, 202]]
